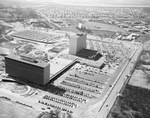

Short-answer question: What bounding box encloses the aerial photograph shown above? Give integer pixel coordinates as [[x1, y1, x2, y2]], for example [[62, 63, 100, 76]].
[[0, 0, 150, 118]]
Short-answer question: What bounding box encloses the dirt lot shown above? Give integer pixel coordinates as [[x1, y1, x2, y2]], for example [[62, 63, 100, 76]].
[[129, 69, 150, 89], [128, 50, 150, 89]]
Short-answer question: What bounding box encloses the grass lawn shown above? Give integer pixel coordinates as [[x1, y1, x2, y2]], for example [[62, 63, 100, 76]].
[[128, 50, 150, 89], [135, 34, 150, 44], [90, 29, 116, 38], [84, 21, 126, 33]]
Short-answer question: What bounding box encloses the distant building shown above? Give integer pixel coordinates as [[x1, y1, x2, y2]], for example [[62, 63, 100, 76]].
[[78, 23, 83, 29], [117, 23, 129, 28], [69, 33, 86, 55], [5, 55, 50, 86]]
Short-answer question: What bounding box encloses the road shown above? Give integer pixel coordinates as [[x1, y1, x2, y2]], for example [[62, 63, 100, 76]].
[[36, 10, 61, 30]]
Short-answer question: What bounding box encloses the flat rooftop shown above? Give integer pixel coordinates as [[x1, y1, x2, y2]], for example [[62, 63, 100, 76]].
[[11, 30, 61, 43], [76, 49, 102, 61], [49, 58, 74, 77]]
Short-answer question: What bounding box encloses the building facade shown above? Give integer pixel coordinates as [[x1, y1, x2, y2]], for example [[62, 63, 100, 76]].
[[5, 55, 50, 86], [69, 33, 87, 55]]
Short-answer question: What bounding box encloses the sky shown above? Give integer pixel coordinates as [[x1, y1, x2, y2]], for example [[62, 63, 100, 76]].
[[1, 0, 150, 6], [24, 0, 150, 4]]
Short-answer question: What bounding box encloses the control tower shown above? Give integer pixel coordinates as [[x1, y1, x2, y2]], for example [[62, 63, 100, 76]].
[[69, 33, 87, 55]]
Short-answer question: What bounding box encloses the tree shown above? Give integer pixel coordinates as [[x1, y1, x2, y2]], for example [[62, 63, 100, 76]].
[[0, 26, 5, 36], [111, 112, 122, 118]]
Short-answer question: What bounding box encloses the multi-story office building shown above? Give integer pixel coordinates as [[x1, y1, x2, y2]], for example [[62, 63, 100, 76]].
[[5, 55, 50, 86]]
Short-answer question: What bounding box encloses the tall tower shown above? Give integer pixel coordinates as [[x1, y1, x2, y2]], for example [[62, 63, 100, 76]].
[[69, 33, 87, 55]]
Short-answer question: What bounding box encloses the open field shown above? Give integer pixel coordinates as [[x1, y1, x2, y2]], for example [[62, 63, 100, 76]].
[[84, 21, 126, 33], [90, 30, 116, 38], [61, 27, 117, 38], [135, 34, 150, 44], [0, 98, 40, 118], [143, 42, 150, 51], [129, 50, 150, 89], [129, 69, 150, 89]]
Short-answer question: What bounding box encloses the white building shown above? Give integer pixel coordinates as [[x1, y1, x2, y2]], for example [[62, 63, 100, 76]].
[[69, 33, 86, 55], [78, 23, 83, 29]]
